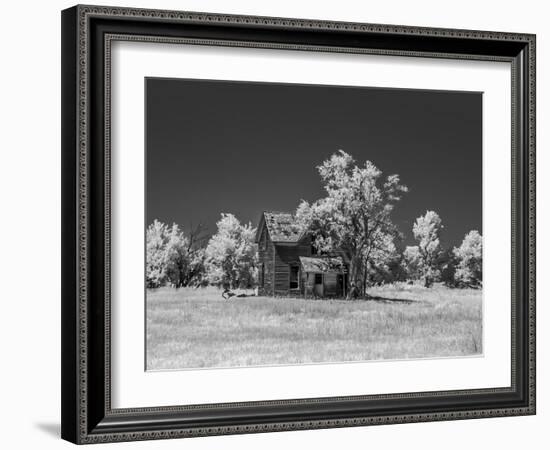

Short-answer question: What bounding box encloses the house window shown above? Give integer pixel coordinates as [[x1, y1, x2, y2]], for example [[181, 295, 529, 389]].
[[315, 273, 323, 285], [290, 265, 299, 290]]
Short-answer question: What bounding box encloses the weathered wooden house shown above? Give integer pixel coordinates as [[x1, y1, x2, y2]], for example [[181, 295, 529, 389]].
[[256, 211, 347, 298]]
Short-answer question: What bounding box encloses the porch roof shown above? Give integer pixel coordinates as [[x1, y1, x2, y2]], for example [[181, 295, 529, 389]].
[[299, 256, 346, 274]]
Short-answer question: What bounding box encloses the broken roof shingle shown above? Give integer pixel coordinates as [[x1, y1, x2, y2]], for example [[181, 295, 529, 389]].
[[262, 211, 303, 243]]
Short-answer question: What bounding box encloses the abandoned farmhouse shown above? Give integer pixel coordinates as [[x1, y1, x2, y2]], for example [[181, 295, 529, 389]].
[[256, 211, 348, 298]]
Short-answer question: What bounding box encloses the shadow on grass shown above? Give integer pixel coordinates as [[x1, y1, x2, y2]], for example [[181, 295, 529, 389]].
[[222, 291, 425, 305], [222, 293, 256, 300], [305, 295, 424, 304], [364, 295, 420, 305]]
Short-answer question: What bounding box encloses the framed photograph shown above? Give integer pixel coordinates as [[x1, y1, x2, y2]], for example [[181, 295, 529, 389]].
[[61, 5, 536, 444]]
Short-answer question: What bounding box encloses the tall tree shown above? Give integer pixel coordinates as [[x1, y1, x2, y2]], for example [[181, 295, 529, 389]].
[[412, 210, 443, 287], [204, 214, 257, 289], [296, 150, 407, 298], [363, 230, 400, 288], [146, 220, 169, 288], [145, 220, 206, 288], [453, 230, 483, 288], [402, 245, 423, 281], [438, 247, 459, 287], [163, 223, 190, 288], [182, 223, 209, 287]]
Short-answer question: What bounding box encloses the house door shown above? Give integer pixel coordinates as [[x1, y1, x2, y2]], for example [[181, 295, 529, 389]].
[[314, 273, 323, 297]]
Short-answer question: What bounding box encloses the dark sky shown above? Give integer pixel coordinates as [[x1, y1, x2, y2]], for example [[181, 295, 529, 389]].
[[146, 78, 482, 249]]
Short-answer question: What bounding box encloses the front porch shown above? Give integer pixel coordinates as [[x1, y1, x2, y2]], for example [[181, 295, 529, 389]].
[[299, 256, 347, 298]]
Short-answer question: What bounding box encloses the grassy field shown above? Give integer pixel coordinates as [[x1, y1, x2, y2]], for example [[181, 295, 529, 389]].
[[146, 284, 482, 370]]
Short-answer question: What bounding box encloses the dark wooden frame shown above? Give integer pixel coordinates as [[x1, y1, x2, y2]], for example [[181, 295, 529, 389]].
[[61, 4, 536, 444]]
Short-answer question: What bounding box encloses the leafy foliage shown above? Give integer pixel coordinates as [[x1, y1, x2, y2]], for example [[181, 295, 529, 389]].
[[296, 150, 407, 297], [453, 230, 483, 288], [402, 245, 423, 281], [163, 223, 191, 287], [204, 213, 257, 289], [365, 232, 403, 285], [145, 151, 481, 296], [438, 247, 459, 287], [146, 220, 207, 288], [146, 220, 170, 288], [412, 210, 444, 287]]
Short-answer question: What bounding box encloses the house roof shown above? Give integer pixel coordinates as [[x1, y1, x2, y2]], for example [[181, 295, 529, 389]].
[[257, 211, 304, 243], [299, 256, 346, 274]]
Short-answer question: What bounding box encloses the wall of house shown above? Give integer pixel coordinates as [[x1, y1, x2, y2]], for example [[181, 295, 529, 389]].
[[323, 273, 339, 297], [258, 226, 275, 295], [303, 272, 315, 297], [274, 237, 312, 295], [302, 272, 343, 298], [274, 250, 290, 295]]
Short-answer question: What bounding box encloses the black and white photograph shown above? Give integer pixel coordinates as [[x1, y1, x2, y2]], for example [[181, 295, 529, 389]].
[[145, 78, 483, 371], [53, 1, 540, 446], [1, 0, 545, 447]]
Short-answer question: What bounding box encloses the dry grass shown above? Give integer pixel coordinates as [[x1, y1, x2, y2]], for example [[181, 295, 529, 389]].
[[146, 283, 482, 370]]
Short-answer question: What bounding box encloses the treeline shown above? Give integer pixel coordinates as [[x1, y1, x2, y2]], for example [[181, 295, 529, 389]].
[[146, 150, 482, 293], [146, 211, 481, 291], [146, 214, 257, 289], [294, 150, 482, 295], [367, 212, 482, 289]]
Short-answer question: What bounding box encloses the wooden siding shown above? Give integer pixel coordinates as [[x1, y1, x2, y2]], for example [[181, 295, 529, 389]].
[[323, 273, 338, 297], [273, 237, 312, 295], [303, 272, 315, 297], [257, 225, 275, 296], [257, 224, 345, 298], [302, 272, 345, 298]]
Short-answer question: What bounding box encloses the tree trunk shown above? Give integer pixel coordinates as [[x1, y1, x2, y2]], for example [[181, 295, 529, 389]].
[[424, 276, 433, 288], [347, 256, 362, 300]]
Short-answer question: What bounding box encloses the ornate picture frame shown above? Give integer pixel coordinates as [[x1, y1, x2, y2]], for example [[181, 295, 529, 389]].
[[61, 4, 535, 444]]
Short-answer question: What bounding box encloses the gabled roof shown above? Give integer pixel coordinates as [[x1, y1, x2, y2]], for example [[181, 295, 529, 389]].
[[299, 256, 346, 274], [256, 211, 304, 243]]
